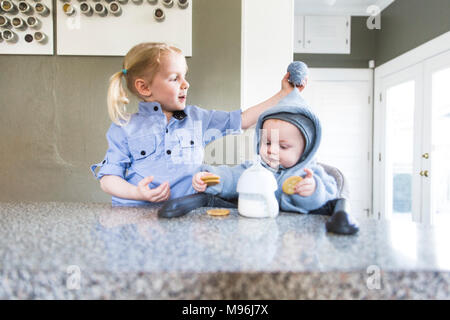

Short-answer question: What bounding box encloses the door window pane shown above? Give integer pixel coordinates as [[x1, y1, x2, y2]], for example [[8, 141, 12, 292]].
[[386, 81, 415, 219], [431, 67, 450, 224]]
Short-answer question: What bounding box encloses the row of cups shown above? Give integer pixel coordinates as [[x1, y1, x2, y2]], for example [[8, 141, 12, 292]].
[[0, 0, 189, 17], [0, 1, 50, 16], [0, 14, 43, 29], [62, 2, 177, 21], [59, 0, 189, 9], [0, 28, 46, 43], [63, 1, 123, 17]]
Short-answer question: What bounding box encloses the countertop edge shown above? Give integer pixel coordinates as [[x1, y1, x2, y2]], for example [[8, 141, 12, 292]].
[[1, 269, 449, 299]]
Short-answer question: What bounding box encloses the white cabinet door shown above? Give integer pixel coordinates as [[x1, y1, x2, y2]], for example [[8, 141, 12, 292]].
[[303, 16, 350, 54], [294, 15, 304, 52]]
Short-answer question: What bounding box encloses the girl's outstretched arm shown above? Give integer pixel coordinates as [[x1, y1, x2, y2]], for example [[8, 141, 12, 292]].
[[240, 72, 295, 129]]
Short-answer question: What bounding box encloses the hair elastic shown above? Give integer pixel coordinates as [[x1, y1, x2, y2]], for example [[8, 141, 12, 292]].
[[122, 69, 127, 75]]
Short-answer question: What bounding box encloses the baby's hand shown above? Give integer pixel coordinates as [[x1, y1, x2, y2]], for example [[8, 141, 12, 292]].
[[136, 176, 170, 202], [281, 72, 294, 94], [282, 72, 304, 94], [294, 168, 316, 197], [192, 172, 215, 193]]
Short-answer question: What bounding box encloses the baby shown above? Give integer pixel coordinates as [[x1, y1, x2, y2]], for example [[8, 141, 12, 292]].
[[192, 89, 338, 214]]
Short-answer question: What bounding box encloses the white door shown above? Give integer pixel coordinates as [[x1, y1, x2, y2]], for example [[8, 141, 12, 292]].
[[375, 49, 450, 225], [375, 64, 424, 223], [303, 69, 373, 218], [423, 50, 450, 225]]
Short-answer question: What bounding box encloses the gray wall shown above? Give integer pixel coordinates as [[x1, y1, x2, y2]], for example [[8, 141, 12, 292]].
[[294, 17, 376, 68], [375, 0, 450, 66], [0, 0, 241, 203], [2, 0, 450, 203]]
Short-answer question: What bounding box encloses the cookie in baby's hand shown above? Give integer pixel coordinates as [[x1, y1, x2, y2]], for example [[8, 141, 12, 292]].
[[282, 176, 303, 195], [200, 174, 220, 186]]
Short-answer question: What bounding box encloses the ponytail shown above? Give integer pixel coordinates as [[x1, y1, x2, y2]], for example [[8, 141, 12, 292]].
[[107, 71, 130, 126], [106, 42, 183, 126]]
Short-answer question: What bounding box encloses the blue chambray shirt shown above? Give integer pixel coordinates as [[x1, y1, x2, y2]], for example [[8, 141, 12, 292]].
[[91, 101, 242, 206]]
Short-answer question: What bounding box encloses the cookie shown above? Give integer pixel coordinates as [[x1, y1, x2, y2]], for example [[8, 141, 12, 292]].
[[282, 176, 303, 195], [201, 174, 220, 186], [206, 209, 230, 216]]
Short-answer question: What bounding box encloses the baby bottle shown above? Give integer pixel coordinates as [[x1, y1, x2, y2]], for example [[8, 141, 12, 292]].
[[236, 156, 279, 218]]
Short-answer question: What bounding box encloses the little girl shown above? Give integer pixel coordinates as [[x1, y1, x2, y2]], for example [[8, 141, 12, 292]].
[[91, 42, 294, 206]]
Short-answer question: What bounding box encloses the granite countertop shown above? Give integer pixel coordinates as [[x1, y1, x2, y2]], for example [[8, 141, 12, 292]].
[[0, 202, 449, 299]]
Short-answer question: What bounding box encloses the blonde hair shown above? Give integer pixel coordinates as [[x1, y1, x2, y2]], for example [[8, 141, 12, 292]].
[[107, 42, 183, 126]]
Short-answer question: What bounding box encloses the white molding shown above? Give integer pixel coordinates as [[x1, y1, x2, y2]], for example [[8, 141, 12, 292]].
[[294, 0, 395, 16], [374, 0, 395, 12]]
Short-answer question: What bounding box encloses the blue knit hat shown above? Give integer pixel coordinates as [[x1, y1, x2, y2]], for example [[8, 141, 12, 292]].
[[287, 61, 309, 87]]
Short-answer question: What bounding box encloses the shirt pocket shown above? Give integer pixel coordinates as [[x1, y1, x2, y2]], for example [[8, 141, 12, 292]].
[[128, 135, 157, 161]]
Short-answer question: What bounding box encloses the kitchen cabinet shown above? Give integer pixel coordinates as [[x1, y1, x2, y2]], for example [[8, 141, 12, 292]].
[[294, 15, 351, 54]]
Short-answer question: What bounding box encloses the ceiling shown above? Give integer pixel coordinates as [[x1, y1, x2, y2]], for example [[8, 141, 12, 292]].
[[294, 0, 395, 16]]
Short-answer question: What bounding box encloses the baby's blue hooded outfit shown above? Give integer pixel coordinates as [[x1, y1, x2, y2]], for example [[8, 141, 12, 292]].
[[200, 89, 338, 213]]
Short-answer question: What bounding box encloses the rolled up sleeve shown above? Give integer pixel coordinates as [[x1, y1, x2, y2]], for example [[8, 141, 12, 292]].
[[205, 108, 242, 136], [90, 124, 131, 180]]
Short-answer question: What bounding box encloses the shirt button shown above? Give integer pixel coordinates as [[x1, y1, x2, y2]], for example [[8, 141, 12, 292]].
[[154, 106, 158, 111], [166, 128, 168, 133], [166, 150, 171, 155], [102, 160, 106, 164], [141, 150, 146, 156], [190, 140, 194, 145]]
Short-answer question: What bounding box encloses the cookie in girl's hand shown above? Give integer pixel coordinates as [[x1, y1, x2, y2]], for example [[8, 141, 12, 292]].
[[282, 176, 303, 195], [200, 174, 220, 186]]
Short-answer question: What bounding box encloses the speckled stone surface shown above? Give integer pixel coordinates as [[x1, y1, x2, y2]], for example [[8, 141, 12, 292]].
[[0, 202, 449, 299]]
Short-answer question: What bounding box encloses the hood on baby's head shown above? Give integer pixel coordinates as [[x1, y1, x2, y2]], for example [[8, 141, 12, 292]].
[[254, 89, 322, 169]]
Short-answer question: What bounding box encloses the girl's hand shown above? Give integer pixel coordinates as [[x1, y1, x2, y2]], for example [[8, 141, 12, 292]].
[[136, 176, 170, 202], [192, 172, 214, 193], [294, 168, 316, 197]]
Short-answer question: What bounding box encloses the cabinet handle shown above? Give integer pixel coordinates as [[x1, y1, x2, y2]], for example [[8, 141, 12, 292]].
[[420, 170, 424, 176], [422, 153, 429, 159]]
